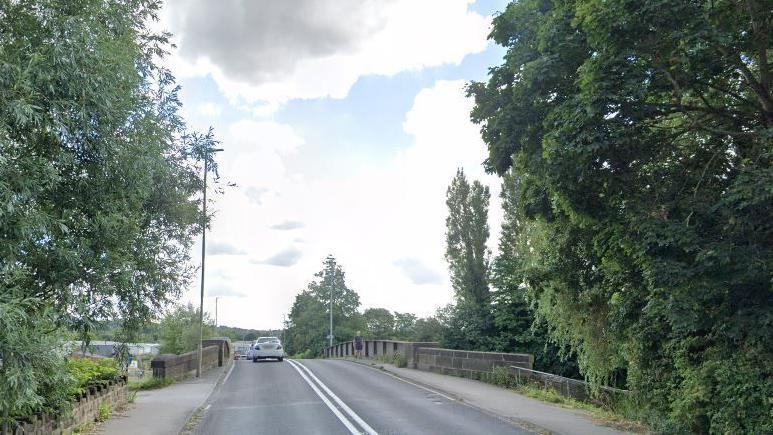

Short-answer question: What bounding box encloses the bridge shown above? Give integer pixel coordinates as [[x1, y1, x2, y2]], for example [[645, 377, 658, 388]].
[[91, 339, 627, 434]]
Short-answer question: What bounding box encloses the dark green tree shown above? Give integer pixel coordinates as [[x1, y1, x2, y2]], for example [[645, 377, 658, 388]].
[[0, 0, 218, 425], [490, 170, 580, 377], [362, 308, 394, 339], [444, 169, 495, 350], [392, 312, 417, 340], [285, 256, 362, 356], [158, 303, 214, 355], [468, 0, 772, 432]]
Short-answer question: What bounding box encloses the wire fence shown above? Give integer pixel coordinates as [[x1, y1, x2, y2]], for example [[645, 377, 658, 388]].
[[508, 365, 628, 402]]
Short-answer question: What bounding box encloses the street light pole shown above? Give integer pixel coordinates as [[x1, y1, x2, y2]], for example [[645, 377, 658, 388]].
[[197, 147, 223, 378], [329, 281, 333, 348]]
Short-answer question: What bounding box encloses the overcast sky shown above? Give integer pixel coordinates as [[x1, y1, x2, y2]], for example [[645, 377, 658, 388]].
[[160, 0, 509, 329]]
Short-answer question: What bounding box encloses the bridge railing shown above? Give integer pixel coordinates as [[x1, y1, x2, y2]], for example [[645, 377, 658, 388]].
[[324, 339, 440, 368], [508, 365, 629, 402]]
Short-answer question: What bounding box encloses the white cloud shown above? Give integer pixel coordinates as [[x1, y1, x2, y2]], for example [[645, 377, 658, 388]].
[[253, 247, 304, 267], [162, 0, 490, 104], [269, 220, 304, 231], [393, 258, 443, 285], [207, 241, 246, 256], [197, 102, 222, 117], [186, 79, 500, 329]]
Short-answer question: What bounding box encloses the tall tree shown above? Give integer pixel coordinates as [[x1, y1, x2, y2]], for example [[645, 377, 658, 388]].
[[468, 0, 772, 432], [444, 169, 494, 349], [285, 256, 361, 356], [490, 170, 579, 377], [0, 0, 217, 425]]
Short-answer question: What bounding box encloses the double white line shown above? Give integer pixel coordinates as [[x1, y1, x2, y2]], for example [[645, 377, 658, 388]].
[[286, 359, 378, 435]]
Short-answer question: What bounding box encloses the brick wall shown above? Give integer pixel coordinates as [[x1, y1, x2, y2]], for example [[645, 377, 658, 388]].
[[12, 377, 128, 434], [416, 348, 533, 377]]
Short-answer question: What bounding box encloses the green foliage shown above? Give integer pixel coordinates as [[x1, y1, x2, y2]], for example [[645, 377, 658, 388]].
[[290, 349, 316, 360], [375, 352, 407, 368], [0, 0, 217, 429], [97, 402, 111, 422], [444, 169, 496, 350], [469, 0, 772, 432], [392, 312, 417, 340], [65, 358, 121, 398], [285, 256, 362, 356], [0, 297, 73, 428], [445, 169, 492, 307], [410, 314, 446, 342], [490, 171, 581, 378], [159, 303, 214, 355], [0, 0, 218, 340], [362, 308, 394, 339]]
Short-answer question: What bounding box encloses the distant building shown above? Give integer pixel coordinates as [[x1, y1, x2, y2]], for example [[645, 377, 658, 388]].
[[70, 341, 160, 357], [233, 340, 252, 356]]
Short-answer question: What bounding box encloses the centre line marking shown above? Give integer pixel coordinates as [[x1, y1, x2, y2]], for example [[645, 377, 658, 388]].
[[290, 360, 379, 435], [286, 359, 361, 435]]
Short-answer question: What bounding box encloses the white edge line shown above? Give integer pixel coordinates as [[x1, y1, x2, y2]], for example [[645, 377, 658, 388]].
[[343, 360, 458, 403], [291, 359, 379, 435], [286, 359, 361, 435], [222, 361, 235, 385]]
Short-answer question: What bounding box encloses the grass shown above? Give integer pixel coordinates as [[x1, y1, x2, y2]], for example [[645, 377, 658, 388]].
[[128, 377, 175, 391], [97, 402, 111, 422], [374, 353, 408, 368], [478, 367, 648, 433], [73, 421, 95, 434]]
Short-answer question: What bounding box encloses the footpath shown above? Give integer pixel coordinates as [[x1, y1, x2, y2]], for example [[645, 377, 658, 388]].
[[96, 363, 231, 435], [345, 358, 630, 435]]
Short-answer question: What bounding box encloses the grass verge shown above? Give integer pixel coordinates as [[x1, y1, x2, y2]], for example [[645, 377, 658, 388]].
[[128, 377, 175, 391], [510, 383, 648, 432]]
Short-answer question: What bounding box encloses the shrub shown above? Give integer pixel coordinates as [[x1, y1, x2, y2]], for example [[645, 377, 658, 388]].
[[128, 377, 175, 391], [66, 358, 121, 398], [97, 403, 111, 422]]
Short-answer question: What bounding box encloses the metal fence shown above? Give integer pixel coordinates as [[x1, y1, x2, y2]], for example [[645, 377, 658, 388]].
[[508, 365, 628, 402]]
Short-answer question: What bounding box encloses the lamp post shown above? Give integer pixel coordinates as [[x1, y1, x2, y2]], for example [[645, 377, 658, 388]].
[[329, 283, 333, 348], [197, 146, 223, 378]]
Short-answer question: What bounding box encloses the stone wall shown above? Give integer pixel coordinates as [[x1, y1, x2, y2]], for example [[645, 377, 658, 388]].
[[11, 377, 128, 434], [151, 345, 220, 381], [202, 338, 231, 367], [416, 348, 533, 377], [325, 340, 440, 368]]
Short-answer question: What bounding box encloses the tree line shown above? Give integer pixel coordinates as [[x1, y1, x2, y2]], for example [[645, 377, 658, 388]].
[[0, 0, 219, 428], [461, 1, 771, 433], [284, 255, 450, 358]]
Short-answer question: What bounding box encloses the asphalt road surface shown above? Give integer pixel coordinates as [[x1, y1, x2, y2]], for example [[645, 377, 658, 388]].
[[194, 359, 531, 434]]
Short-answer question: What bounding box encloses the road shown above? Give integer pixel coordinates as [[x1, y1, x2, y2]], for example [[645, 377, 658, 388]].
[[194, 359, 531, 434]]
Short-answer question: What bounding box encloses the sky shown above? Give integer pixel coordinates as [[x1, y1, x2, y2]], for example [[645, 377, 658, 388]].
[[159, 0, 511, 329]]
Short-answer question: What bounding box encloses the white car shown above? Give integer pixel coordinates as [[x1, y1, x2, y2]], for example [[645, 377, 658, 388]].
[[250, 337, 284, 362]]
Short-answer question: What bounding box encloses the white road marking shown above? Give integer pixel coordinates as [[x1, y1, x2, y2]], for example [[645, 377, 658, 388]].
[[370, 367, 458, 402], [222, 361, 235, 385], [286, 359, 362, 435], [291, 359, 379, 435]]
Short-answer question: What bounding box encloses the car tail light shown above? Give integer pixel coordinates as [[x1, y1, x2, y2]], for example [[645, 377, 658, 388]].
[[255, 345, 261, 350], [276, 345, 282, 350]]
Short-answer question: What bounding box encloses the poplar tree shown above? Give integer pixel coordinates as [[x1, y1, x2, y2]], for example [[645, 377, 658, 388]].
[[444, 169, 494, 349]]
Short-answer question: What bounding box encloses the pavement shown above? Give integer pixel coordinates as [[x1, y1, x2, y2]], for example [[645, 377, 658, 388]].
[[97, 362, 231, 435], [346, 358, 628, 435], [191, 359, 530, 434]]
